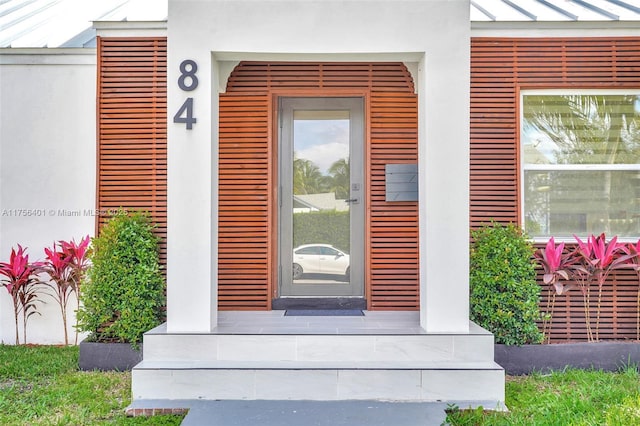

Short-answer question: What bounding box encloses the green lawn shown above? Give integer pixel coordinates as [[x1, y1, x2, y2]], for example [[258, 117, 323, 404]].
[[0, 345, 183, 425], [2, 345, 640, 425], [447, 367, 640, 425]]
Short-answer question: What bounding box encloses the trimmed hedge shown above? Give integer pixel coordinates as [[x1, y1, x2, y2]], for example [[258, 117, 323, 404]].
[[470, 223, 543, 345], [293, 210, 350, 252], [77, 212, 165, 348]]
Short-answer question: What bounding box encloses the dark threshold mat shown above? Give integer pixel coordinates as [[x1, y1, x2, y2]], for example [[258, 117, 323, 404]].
[[285, 309, 364, 316]]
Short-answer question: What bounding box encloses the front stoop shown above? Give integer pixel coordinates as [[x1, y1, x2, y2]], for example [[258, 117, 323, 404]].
[[133, 362, 504, 401], [126, 399, 462, 425], [130, 313, 505, 405]]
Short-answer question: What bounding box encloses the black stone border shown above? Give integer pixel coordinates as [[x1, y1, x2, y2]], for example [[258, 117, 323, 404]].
[[79, 340, 142, 371], [496, 342, 640, 375]]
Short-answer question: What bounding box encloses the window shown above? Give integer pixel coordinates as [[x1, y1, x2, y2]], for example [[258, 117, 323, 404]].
[[320, 246, 341, 256], [521, 91, 640, 240], [295, 246, 321, 255]]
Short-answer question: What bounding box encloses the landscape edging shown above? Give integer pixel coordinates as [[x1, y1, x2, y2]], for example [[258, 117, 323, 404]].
[[495, 342, 640, 375]]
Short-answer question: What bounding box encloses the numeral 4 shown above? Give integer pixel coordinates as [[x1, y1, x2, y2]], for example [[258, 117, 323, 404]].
[[173, 98, 196, 129]]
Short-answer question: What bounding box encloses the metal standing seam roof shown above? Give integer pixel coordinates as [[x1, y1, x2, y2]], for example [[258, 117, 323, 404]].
[[0, 0, 640, 48], [0, 0, 167, 48], [471, 0, 640, 21]]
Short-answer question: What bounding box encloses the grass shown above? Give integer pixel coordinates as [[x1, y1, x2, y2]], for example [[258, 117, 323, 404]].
[[446, 366, 640, 425], [0, 345, 183, 425], [3, 346, 640, 425]]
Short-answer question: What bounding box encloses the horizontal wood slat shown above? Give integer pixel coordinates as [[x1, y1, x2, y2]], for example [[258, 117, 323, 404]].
[[471, 37, 640, 340], [97, 37, 167, 264], [369, 92, 419, 309], [218, 93, 270, 309], [222, 62, 418, 310], [226, 62, 415, 93]]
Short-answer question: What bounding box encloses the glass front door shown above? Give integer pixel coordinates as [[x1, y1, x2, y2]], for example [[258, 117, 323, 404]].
[[279, 97, 364, 297]]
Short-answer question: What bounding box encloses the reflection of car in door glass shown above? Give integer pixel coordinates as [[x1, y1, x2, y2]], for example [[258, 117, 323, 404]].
[[292, 244, 350, 279]]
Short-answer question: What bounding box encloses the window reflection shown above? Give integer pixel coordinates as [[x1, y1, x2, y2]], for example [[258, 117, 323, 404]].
[[291, 111, 351, 284], [522, 93, 640, 239]]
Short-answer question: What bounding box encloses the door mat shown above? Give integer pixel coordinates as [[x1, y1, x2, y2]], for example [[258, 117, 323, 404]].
[[285, 309, 364, 316]]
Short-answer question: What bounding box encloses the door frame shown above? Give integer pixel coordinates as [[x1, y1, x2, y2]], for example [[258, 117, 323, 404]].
[[275, 95, 366, 299]]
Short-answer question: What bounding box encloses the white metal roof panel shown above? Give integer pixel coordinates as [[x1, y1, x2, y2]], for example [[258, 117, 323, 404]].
[[473, 0, 540, 21], [499, 0, 578, 21], [1, 0, 640, 49], [0, 0, 166, 48], [473, 0, 640, 21]]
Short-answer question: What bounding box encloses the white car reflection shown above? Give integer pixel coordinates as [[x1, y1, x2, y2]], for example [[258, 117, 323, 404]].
[[292, 244, 350, 280]]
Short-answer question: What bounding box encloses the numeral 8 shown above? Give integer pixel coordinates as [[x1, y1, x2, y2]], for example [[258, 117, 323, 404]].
[[178, 60, 198, 91]]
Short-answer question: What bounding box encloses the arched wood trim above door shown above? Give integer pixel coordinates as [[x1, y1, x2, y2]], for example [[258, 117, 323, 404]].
[[219, 62, 419, 310]]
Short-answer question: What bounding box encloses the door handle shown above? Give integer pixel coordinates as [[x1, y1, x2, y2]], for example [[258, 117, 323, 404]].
[[345, 198, 359, 204]]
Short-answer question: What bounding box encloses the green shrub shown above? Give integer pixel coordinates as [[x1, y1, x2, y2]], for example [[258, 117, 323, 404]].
[[77, 212, 165, 347], [470, 222, 543, 345]]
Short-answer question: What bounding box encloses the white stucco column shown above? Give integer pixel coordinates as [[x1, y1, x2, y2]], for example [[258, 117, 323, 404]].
[[418, 26, 471, 333], [166, 5, 217, 332]]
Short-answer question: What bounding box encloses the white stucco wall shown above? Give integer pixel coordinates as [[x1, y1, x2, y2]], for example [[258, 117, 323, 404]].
[[0, 50, 96, 344], [167, 0, 471, 333]]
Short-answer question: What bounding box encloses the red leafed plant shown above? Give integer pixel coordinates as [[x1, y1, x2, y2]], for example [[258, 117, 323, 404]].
[[41, 236, 90, 345], [534, 237, 573, 343], [0, 245, 43, 344], [536, 237, 571, 295], [536, 233, 637, 343], [574, 234, 634, 341]]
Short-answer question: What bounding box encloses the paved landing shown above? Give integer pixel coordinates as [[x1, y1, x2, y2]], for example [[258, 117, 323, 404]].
[[128, 400, 451, 426], [207, 310, 428, 334]]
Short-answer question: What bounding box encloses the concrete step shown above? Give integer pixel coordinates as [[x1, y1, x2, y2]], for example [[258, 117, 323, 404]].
[[132, 359, 505, 401], [126, 399, 456, 425], [142, 327, 495, 363], [133, 317, 504, 404]]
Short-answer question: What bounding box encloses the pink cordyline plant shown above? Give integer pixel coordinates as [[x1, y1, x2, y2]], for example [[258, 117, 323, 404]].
[[42, 236, 90, 345], [573, 233, 633, 341], [66, 236, 91, 344], [535, 234, 638, 343], [568, 236, 596, 340], [43, 243, 74, 345], [0, 245, 43, 344], [535, 237, 573, 343], [536, 237, 570, 295]]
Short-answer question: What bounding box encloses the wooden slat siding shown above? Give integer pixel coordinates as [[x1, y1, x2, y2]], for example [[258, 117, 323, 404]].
[[369, 92, 419, 309], [470, 39, 519, 226], [221, 62, 418, 310], [470, 37, 640, 340], [218, 93, 271, 309], [97, 37, 167, 264]]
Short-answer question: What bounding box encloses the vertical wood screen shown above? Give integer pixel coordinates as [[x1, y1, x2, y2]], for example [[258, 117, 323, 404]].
[[220, 62, 419, 310], [96, 37, 167, 263], [471, 37, 640, 340]]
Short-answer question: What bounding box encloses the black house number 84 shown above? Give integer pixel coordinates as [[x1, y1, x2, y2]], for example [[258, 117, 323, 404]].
[[173, 60, 198, 129]]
